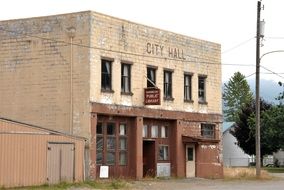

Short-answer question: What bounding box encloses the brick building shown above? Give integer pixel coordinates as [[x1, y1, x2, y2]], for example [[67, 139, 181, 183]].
[[0, 11, 223, 179]]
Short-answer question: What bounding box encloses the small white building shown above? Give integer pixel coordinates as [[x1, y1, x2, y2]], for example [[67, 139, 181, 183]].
[[223, 122, 252, 167]]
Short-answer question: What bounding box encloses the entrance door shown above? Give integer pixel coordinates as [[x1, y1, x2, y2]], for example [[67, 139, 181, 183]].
[[186, 144, 195, 178], [143, 141, 156, 177], [47, 143, 75, 184]]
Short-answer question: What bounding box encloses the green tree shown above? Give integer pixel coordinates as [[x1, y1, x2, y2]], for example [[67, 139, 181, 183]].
[[257, 105, 284, 150], [230, 99, 272, 156], [231, 99, 284, 161], [223, 72, 253, 122], [276, 81, 284, 101]]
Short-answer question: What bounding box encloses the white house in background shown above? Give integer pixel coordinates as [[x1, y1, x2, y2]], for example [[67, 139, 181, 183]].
[[223, 122, 252, 167], [274, 149, 284, 166]]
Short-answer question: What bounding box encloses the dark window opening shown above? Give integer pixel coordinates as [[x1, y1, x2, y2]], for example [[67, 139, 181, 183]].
[[201, 123, 215, 139], [164, 70, 173, 99], [158, 145, 169, 160], [147, 67, 156, 88], [101, 59, 112, 91], [184, 74, 192, 101], [121, 63, 131, 93], [198, 76, 206, 102]]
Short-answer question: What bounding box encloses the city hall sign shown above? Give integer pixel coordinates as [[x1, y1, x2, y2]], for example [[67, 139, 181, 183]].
[[146, 42, 186, 60]]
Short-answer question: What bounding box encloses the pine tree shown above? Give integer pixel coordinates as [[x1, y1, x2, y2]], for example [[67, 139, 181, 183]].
[[223, 72, 253, 122]]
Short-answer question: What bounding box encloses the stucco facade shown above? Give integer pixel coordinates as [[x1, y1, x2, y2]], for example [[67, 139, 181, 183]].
[[0, 11, 223, 179]]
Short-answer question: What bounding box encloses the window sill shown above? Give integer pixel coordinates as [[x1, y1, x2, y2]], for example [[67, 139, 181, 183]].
[[184, 100, 194, 103], [101, 89, 114, 93], [198, 101, 208, 105], [121, 92, 133, 96], [164, 97, 174, 101]]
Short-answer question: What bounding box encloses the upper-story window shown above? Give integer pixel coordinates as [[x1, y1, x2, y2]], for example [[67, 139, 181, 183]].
[[147, 66, 156, 88], [201, 123, 215, 139], [184, 74, 192, 101], [198, 75, 207, 103], [101, 59, 113, 91], [121, 63, 131, 94], [164, 70, 173, 99]]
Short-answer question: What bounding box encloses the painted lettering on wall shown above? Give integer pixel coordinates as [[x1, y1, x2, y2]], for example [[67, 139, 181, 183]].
[[146, 42, 185, 60]]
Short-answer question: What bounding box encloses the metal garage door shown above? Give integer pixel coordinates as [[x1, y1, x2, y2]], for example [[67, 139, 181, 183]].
[[47, 143, 75, 184]]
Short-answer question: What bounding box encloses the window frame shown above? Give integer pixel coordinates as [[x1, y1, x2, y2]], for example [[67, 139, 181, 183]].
[[198, 75, 207, 103], [184, 73, 193, 102], [164, 70, 173, 100], [158, 145, 169, 161], [101, 58, 114, 92], [201, 123, 215, 139], [147, 66, 157, 88], [121, 63, 132, 95], [151, 125, 159, 138], [160, 126, 168, 138], [95, 122, 128, 166], [119, 123, 127, 166], [96, 122, 103, 165]]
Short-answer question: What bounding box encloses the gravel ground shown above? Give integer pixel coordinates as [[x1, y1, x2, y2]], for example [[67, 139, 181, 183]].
[[68, 174, 284, 190], [130, 176, 284, 190]]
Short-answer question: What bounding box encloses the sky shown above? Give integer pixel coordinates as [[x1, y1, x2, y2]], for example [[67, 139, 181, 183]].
[[0, 0, 284, 83]]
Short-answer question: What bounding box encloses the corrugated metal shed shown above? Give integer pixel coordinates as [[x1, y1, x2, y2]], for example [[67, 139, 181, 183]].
[[0, 117, 85, 188]]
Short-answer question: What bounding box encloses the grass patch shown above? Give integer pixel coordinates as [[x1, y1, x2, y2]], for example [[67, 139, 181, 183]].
[[263, 167, 284, 173], [3, 180, 129, 190], [224, 167, 272, 180]]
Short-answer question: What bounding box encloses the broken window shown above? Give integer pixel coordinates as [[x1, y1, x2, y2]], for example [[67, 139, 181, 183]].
[[147, 67, 156, 88]]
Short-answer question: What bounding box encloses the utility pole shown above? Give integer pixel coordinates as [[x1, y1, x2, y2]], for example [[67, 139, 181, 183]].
[[255, 0, 261, 178]]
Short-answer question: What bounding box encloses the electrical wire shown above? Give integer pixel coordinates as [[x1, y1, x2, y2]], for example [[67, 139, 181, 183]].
[[260, 65, 284, 80], [221, 37, 255, 54], [1, 26, 284, 82], [0, 26, 258, 68]]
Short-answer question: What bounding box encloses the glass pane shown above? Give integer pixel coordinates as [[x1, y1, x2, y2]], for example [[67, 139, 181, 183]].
[[96, 123, 103, 134], [106, 152, 115, 165], [187, 147, 193, 161], [119, 124, 126, 135], [159, 146, 168, 160], [161, 126, 168, 138], [107, 123, 115, 135], [107, 137, 116, 150], [96, 151, 103, 164], [151, 125, 158, 138], [120, 138, 127, 150], [143, 125, 148, 138], [96, 137, 103, 150], [119, 152, 127, 165], [147, 67, 156, 87]]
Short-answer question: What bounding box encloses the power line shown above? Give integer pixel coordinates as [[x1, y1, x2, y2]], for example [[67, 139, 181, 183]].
[[0, 26, 261, 68], [0, 26, 220, 65], [222, 37, 255, 54], [1, 26, 282, 75], [265, 36, 284, 40], [245, 72, 256, 78], [221, 63, 255, 67], [260, 65, 284, 80]]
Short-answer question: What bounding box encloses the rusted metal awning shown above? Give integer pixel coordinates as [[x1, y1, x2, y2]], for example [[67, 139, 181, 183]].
[[182, 135, 220, 144]]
